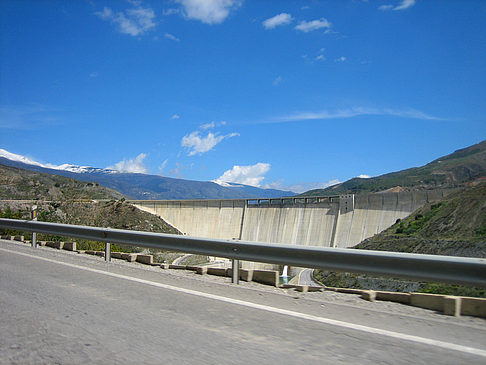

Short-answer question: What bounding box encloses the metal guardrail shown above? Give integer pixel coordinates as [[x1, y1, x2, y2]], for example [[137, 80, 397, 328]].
[[1, 218, 485, 287]]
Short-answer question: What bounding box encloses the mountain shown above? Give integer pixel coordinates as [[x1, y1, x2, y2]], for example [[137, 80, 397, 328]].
[[302, 140, 486, 196], [0, 163, 124, 201], [0, 150, 295, 200], [0, 164, 181, 242], [354, 183, 486, 257]]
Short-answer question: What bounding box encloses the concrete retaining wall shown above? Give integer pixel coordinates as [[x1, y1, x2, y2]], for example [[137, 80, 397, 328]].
[[251, 270, 279, 287], [132, 190, 452, 249]]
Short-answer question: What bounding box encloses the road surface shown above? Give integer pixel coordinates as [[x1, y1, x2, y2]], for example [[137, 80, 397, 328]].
[[1, 239, 486, 364]]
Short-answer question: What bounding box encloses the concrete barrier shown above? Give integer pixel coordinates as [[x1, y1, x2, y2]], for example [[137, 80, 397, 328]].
[[461, 297, 486, 318], [252, 270, 279, 287], [207, 267, 228, 276], [342, 289, 484, 318], [240, 269, 253, 282], [185, 266, 200, 272], [443, 296, 461, 317], [410, 293, 445, 312], [46, 241, 64, 250], [227, 269, 254, 282], [295, 285, 323, 293], [136, 254, 153, 265], [361, 290, 377, 302], [119, 253, 137, 262], [85, 250, 105, 257], [328, 287, 365, 295], [196, 267, 207, 275], [375, 291, 411, 304], [14, 235, 24, 242], [62, 242, 76, 251], [169, 264, 187, 270], [111, 252, 123, 259]]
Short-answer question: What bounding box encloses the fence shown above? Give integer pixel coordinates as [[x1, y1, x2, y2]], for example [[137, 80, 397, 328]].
[[0, 218, 485, 287]]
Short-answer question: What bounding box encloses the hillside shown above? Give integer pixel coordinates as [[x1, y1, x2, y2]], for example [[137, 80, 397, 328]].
[[0, 164, 124, 201], [0, 155, 295, 200], [303, 140, 486, 196], [0, 164, 181, 238], [354, 183, 486, 257], [314, 184, 486, 297]]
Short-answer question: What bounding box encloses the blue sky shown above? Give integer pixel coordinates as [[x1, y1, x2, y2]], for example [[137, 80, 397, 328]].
[[1, 0, 485, 193]]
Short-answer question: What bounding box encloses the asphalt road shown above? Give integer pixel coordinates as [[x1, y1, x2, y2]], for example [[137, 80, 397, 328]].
[[296, 268, 321, 286], [1, 239, 486, 364]]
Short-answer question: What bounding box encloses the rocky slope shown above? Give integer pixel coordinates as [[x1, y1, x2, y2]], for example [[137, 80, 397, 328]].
[[0, 164, 124, 201]]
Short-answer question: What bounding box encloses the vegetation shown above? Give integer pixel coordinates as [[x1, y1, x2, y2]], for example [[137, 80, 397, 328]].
[[314, 271, 486, 298], [178, 255, 210, 266], [0, 199, 181, 251], [0, 164, 124, 201], [355, 183, 486, 255], [0, 164, 182, 253], [314, 183, 486, 297]]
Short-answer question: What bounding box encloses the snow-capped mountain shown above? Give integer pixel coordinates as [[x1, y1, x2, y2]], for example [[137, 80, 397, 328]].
[[0, 149, 119, 174], [0, 149, 295, 200]]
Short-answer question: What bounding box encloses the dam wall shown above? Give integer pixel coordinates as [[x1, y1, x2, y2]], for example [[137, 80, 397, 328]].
[[131, 189, 453, 249]]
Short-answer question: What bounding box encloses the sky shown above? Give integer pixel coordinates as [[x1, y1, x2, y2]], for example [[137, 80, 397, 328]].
[[1, 0, 485, 193]]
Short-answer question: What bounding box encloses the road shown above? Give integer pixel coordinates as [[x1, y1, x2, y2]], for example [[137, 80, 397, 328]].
[[1, 239, 486, 364]]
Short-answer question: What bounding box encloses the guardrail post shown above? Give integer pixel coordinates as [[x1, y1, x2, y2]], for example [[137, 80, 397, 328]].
[[105, 242, 111, 262], [232, 259, 239, 284], [31, 205, 37, 248]]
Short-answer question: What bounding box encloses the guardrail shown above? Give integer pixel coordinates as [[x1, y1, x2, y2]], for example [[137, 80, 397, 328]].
[[1, 218, 485, 287]]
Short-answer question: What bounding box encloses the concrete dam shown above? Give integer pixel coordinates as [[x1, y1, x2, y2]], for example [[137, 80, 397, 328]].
[[131, 189, 452, 249]]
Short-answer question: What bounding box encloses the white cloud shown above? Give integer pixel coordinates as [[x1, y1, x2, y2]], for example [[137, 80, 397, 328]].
[[171, 114, 181, 119], [379, 0, 415, 11], [200, 121, 216, 129], [274, 106, 444, 123], [394, 0, 415, 10], [95, 3, 156, 36], [163, 8, 180, 16], [176, 0, 242, 24], [295, 18, 331, 32], [357, 174, 371, 179], [107, 153, 148, 173], [335, 56, 346, 62], [315, 54, 325, 61], [164, 32, 180, 42], [262, 13, 293, 29], [158, 159, 169, 173], [213, 163, 270, 187], [181, 129, 239, 156], [273, 76, 282, 86]]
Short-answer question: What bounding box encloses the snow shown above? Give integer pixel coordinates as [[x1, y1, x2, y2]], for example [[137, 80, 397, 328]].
[[0, 148, 119, 174]]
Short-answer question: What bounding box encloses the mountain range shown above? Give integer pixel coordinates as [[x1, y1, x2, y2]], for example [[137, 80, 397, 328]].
[[302, 140, 486, 196], [0, 149, 294, 200]]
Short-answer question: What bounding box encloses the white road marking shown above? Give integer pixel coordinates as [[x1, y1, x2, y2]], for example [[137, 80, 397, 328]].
[[2, 246, 486, 358]]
